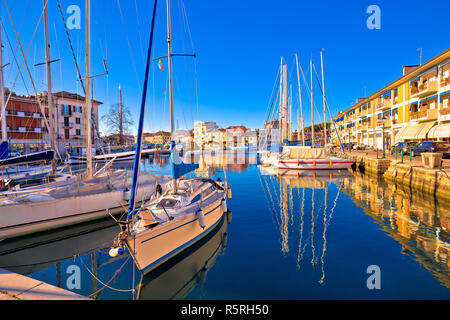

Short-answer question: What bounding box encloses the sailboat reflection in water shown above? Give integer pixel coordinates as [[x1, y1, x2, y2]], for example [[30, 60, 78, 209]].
[[107, 0, 232, 276], [258, 167, 352, 284]]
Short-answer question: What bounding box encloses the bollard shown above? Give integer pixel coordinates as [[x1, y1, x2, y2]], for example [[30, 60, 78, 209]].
[[401, 149, 403, 164], [395, 148, 398, 160]]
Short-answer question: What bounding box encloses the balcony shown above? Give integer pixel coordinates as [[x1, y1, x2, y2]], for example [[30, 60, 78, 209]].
[[6, 110, 42, 118], [376, 99, 391, 110], [376, 119, 391, 128], [409, 108, 438, 121], [6, 126, 44, 133], [411, 80, 438, 98], [441, 78, 450, 88]]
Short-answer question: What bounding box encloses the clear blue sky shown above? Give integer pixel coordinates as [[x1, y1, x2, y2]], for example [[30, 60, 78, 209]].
[[1, 0, 449, 135]]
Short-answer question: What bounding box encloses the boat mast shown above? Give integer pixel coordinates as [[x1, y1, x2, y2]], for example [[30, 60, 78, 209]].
[[279, 57, 283, 144], [289, 84, 292, 141], [119, 85, 123, 146], [167, 0, 175, 136], [320, 51, 327, 149], [166, 0, 177, 192], [126, 0, 158, 218], [310, 58, 314, 148], [282, 63, 287, 143], [295, 53, 305, 145], [0, 20, 6, 142], [85, 0, 93, 177], [43, 0, 56, 174]]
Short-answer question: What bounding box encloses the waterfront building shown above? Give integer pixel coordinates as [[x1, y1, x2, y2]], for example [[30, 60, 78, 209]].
[[2, 94, 48, 153], [193, 121, 218, 148], [142, 130, 171, 146], [52, 91, 102, 155], [0, 90, 102, 155], [226, 125, 248, 147], [331, 49, 450, 148]]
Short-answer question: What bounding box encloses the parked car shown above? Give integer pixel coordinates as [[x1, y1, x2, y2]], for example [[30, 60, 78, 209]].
[[410, 141, 450, 158], [352, 144, 366, 150], [390, 142, 416, 155]]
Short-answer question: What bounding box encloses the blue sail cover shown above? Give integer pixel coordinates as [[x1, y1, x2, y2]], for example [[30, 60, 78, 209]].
[[0, 141, 8, 160], [171, 141, 198, 179]]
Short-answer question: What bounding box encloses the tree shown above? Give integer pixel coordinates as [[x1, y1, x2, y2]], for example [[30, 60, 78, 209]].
[[101, 103, 134, 145]]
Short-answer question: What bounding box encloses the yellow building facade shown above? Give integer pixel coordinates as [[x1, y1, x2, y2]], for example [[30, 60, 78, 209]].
[[331, 49, 450, 148]]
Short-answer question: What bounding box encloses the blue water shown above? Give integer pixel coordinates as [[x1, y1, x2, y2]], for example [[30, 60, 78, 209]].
[[0, 153, 448, 299]]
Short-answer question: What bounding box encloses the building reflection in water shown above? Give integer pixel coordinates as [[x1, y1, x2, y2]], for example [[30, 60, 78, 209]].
[[258, 166, 352, 285], [341, 172, 450, 288], [137, 212, 231, 300]]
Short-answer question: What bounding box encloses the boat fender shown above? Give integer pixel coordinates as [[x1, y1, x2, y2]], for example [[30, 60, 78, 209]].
[[221, 198, 227, 212], [227, 184, 232, 199], [109, 246, 127, 257], [123, 188, 130, 201], [196, 208, 206, 229]]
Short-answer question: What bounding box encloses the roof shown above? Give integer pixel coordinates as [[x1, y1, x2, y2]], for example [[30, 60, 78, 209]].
[[53, 91, 103, 105]]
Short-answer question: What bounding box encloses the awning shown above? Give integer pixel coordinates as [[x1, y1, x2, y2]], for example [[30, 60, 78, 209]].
[[399, 122, 434, 140], [394, 126, 408, 142], [428, 123, 450, 139], [416, 121, 436, 139], [419, 95, 438, 103]]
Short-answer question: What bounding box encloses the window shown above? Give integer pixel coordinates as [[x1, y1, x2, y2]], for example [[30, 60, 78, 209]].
[[64, 117, 70, 127], [76, 129, 81, 136], [76, 117, 81, 124], [156, 198, 180, 208], [62, 105, 71, 116], [64, 129, 70, 139]]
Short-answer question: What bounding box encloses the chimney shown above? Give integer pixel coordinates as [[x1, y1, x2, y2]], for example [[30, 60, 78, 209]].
[[402, 65, 419, 76]]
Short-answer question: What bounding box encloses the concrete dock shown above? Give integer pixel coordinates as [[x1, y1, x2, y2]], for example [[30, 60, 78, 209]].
[[0, 268, 90, 300], [338, 149, 450, 203]]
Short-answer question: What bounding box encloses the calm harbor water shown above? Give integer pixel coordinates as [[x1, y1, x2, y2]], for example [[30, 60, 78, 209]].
[[0, 152, 448, 299]]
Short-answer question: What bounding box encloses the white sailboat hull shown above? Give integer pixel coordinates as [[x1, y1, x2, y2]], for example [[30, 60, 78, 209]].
[[126, 195, 226, 275], [0, 173, 170, 240], [277, 157, 355, 170], [68, 149, 160, 164]]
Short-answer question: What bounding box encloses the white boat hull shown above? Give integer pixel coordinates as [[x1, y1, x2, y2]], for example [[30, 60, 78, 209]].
[[68, 149, 160, 164], [0, 174, 169, 240], [126, 195, 226, 275], [277, 158, 355, 170]]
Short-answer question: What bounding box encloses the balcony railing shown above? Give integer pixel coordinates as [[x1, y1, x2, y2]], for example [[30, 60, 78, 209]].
[[376, 99, 391, 110], [441, 78, 450, 87], [6, 126, 45, 133], [411, 80, 438, 98], [376, 119, 391, 128], [409, 108, 438, 121], [6, 110, 42, 118]]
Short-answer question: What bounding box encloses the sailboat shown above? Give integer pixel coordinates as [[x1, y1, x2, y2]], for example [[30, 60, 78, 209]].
[[0, 0, 170, 240], [261, 53, 354, 170], [107, 0, 232, 275], [0, 1, 77, 193]]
